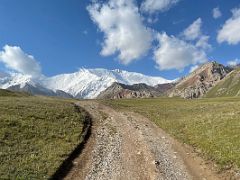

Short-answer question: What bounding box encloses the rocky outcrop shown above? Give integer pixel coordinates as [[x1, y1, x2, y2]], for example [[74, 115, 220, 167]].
[[168, 62, 232, 99], [205, 67, 240, 97], [97, 82, 174, 99]]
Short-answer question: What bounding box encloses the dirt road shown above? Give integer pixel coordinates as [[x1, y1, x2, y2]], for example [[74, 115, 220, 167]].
[[65, 101, 222, 180]]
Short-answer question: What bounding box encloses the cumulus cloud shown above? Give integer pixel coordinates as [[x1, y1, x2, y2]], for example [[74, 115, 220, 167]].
[[87, 0, 153, 64], [141, 0, 179, 13], [227, 59, 240, 67], [0, 45, 42, 78], [183, 18, 211, 50], [154, 33, 208, 71], [213, 7, 222, 19], [196, 35, 211, 50], [183, 18, 202, 40], [217, 8, 240, 45], [189, 65, 199, 73], [155, 18, 211, 71]]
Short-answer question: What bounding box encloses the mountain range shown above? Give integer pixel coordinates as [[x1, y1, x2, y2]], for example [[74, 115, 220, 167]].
[[0, 68, 171, 99], [1, 62, 240, 99]]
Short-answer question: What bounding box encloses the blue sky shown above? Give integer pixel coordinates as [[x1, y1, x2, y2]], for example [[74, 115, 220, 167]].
[[0, 0, 240, 80]]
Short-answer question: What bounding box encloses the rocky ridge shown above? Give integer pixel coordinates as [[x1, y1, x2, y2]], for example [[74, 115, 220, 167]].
[[205, 67, 240, 97], [97, 82, 174, 99], [168, 62, 232, 99]]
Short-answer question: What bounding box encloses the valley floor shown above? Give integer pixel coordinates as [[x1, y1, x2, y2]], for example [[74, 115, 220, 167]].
[[65, 101, 224, 180]]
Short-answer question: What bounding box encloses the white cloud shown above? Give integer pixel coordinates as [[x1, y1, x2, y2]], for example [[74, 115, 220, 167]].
[[154, 32, 208, 71], [217, 8, 240, 45], [189, 65, 199, 73], [0, 45, 42, 78], [183, 18, 202, 40], [196, 35, 211, 50], [87, 0, 153, 64], [212, 7, 222, 19], [147, 16, 158, 24], [227, 59, 240, 66], [141, 0, 179, 13], [183, 18, 211, 50]]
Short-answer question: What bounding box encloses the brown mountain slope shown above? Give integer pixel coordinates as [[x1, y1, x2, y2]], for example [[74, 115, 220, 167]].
[[168, 61, 232, 99], [205, 67, 240, 97], [97, 82, 174, 99]]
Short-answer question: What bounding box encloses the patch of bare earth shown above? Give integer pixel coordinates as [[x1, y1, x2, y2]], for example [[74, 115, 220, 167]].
[[65, 101, 225, 180]]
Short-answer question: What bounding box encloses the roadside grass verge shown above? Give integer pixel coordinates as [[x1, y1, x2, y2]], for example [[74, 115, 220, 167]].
[[0, 92, 86, 179], [103, 97, 240, 171]]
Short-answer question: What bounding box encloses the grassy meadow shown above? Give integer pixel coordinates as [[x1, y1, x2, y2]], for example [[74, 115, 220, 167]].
[[103, 97, 240, 171], [0, 90, 86, 179]]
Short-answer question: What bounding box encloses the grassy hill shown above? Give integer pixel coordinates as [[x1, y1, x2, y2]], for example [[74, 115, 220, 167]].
[[104, 97, 240, 171], [0, 89, 30, 97], [0, 90, 86, 179], [206, 68, 240, 98]]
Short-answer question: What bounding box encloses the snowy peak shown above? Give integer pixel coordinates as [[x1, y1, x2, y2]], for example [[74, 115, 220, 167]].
[[0, 73, 37, 89], [109, 69, 171, 86], [44, 68, 171, 98], [0, 68, 172, 99]]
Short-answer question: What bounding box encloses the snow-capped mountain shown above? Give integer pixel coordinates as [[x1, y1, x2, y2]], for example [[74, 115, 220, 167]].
[[0, 68, 172, 99], [0, 73, 37, 89]]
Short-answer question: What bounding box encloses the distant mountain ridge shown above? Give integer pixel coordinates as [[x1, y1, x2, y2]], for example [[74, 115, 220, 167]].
[[2, 63, 239, 100], [97, 82, 174, 99], [0, 68, 171, 99]]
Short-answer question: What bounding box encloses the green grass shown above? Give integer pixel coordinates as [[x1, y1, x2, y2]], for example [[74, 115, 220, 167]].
[[0, 89, 30, 97], [0, 92, 86, 179], [103, 97, 240, 171]]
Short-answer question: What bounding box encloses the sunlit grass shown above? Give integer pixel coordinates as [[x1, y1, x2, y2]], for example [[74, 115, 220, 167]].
[[0, 91, 85, 179]]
